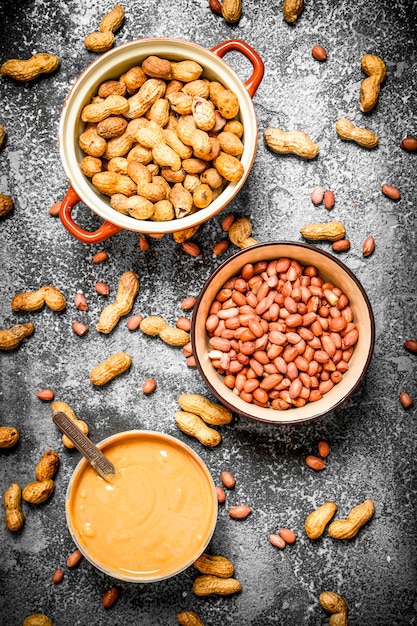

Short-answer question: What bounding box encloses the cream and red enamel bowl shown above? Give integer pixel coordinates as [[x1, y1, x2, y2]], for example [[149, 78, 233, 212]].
[[191, 242, 375, 425], [58, 38, 264, 244]]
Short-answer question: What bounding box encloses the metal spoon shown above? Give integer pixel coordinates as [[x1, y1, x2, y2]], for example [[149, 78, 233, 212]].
[[53, 411, 116, 480]]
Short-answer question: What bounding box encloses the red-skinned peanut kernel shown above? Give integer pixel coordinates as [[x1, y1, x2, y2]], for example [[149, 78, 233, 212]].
[[305, 455, 326, 471]]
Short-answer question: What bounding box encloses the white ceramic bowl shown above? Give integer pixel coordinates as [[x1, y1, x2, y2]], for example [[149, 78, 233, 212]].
[[66, 430, 218, 582], [191, 242, 375, 425], [58, 38, 264, 243]]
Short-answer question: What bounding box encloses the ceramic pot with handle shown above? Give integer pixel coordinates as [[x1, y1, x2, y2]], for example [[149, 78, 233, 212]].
[[58, 38, 264, 244]]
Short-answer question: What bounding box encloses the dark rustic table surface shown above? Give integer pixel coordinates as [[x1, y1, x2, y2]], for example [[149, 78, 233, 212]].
[[1, 1, 416, 625]]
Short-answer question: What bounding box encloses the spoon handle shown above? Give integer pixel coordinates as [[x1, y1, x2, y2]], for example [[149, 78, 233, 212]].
[[53, 411, 116, 479]]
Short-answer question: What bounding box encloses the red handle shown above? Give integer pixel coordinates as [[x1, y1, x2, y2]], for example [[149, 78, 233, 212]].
[[210, 39, 264, 98], [59, 187, 122, 244]]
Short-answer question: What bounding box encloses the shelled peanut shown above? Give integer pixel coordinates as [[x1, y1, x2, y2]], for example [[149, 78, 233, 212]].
[[78, 54, 245, 221], [205, 257, 359, 410]]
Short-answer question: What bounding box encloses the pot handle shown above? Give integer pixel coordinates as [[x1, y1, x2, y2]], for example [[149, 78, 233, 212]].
[[210, 39, 264, 98], [59, 187, 122, 244]]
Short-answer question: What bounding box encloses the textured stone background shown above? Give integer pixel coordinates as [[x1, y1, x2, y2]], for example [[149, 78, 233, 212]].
[[0, 0, 416, 624]]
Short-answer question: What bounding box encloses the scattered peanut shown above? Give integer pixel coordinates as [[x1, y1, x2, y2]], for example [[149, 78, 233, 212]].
[[102, 586, 120, 609], [175, 410, 222, 447], [4, 482, 24, 531], [228, 216, 259, 249], [49, 201, 62, 216], [74, 292, 88, 311], [327, 499, 375, 539], [229, 505, 251, 519], [22, 479, 55, 504], [318, 440, 330, 458], [159, 325, 190, 346], [176, 317, 191, 331], [323, 190, 335, 210], [84, 5, 124, 52], [52, 568, 64, 585], [216, 486, 226, 503], [178, 610, 205, 626], [67, 548, 83, 568], [0, 193, 13, 218], [300, 221, 346, 241], [221, 0, 242, 23], [35, 450, 60, 481], [37, 389, 55, 402], [312, 45, 327, 61], [72, 321, 89, 336], [213, 239, 229, 256], [283, 0, 304, 23], [193, 575, 242, 596], [127, 314, 143, 330], [140, 315, 190, 347], [335, 118, 379, 149], [22, 614, 54, 626], [92, 250, 109, 263], [319, 591, 349, 626], [279, 527, 296, 544], [311, 186, 324, 205], [90, 351, 132, 386], [178, 393, 233, 425], [0, 426, 20, 449], [221, 470, 236, 489], [182, 241, 201, 257], [0, 322, 35, 350], [264, 126, 319, 159], [362, 235, 375, 257], [209, 0, 223, 15], [400, 136, 417, 152], [0, 124, 6, 149], [140, 315, 169, 335], [51, 401, 89, 449], [404, 340, 417, 354], [142, 378, 157, 394], [269, 534, 286, 549], [360, 53, 386, 113], [11, 285, 66, 312], [96, 270, 139, 333], [399, 391, 414, 409], [332, 239, 350, 252], [305, 501, 338, 539], [305, 454, 326, 471], [1, 52, 60, 82], [181, 296, 196, 310], [194, 552, 234, 578], [381, 184, 401, 200], [222, 213, 235, 231], [95, 281, 110, 296]]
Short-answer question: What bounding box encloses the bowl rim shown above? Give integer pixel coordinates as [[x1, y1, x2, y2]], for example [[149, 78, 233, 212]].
[[58, 36, 260, 235], [191, 241, 375, 425], [65, 429, 218, 582]]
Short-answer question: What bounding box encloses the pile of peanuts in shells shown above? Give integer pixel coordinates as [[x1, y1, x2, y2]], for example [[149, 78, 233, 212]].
[[1, 1, 416, 625]]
